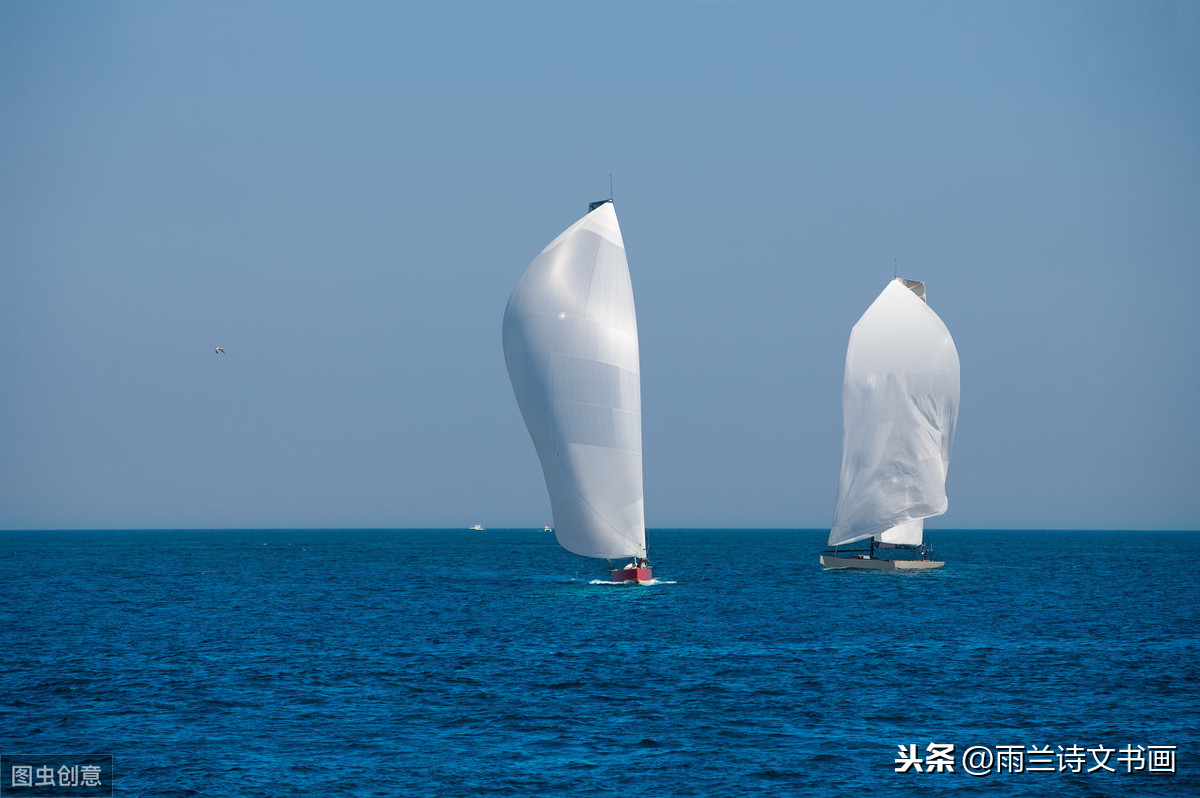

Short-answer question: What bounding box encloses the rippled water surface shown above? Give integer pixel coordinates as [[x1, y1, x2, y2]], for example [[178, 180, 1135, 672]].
[[1, 528, 1196, 796]]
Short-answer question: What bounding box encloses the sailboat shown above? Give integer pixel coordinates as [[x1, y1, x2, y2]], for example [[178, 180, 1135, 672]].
[[820, 277, 960, 571], [502, 198, 652, 583]]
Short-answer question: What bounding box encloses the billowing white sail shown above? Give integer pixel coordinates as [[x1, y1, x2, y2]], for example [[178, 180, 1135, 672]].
[[829, 278, 960, 548], [503, 200, 646, 561]]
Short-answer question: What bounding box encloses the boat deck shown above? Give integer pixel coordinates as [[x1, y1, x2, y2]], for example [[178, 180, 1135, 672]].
[[820, 554, 944, 571]]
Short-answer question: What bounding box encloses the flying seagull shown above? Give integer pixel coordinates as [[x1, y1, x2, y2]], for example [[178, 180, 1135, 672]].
[[214, 347, 225, 354]]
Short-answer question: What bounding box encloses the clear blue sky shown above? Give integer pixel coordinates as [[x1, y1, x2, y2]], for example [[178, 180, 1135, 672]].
[[2, 1, 1197, 531]]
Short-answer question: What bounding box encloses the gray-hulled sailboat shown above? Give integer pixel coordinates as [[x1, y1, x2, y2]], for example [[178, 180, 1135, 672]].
[[821, 278, 960, 571], [503, 198, 651, 583]]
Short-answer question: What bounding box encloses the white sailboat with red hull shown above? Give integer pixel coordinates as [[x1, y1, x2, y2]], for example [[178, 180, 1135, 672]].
[[503, 198, 652, 584], [821, 277, 960, 571]]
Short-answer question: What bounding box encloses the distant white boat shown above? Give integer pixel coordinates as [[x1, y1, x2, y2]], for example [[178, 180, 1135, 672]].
[[543, 525, 552, 533], [469, 524, 486, 531], [503, 198, 652, 584], [820, 278, 960, 571]]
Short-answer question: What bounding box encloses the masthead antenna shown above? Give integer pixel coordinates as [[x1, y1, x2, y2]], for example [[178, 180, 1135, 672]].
[[893, 257, 898, 278], [609, 173, 614, 200]]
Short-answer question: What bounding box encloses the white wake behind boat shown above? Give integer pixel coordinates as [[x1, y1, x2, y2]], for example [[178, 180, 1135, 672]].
[[503, 199, 652, 584], [821, 278, 960, 571]]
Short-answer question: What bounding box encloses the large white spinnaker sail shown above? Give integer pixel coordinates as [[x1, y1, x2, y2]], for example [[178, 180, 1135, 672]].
[[828, 278, 960, 548], [503, 200, 646, 562]]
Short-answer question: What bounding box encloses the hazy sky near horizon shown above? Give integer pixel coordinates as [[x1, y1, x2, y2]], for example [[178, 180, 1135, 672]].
[[3, 1, 1198, 532]]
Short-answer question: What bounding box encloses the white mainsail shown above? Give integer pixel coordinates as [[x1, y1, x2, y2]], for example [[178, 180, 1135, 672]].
[[828, 278, 960, 548], [503, 200, 646, 561]]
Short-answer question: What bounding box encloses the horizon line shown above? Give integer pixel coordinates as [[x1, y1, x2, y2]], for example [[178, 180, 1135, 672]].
[[2, 526, 1197, 534]]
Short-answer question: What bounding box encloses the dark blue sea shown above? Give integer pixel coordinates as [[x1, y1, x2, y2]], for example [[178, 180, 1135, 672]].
[[1, 529, 1196, 797]]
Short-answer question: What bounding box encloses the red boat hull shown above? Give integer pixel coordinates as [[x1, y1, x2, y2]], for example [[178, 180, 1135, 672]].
[[610, 567, 653, 583]]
